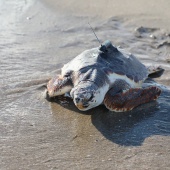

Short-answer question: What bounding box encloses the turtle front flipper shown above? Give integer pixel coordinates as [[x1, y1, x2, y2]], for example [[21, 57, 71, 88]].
[[47, 74, 73, 98], [147, 65, 164, 78], [104, 86, 161, 112]]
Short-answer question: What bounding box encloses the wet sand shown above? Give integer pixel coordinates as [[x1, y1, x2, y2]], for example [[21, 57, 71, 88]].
[[43, 0, 170, 31], [0, 0, 170, 169]]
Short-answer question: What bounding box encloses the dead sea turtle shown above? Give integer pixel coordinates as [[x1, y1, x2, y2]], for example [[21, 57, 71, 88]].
[[47, 40, 162, 112]]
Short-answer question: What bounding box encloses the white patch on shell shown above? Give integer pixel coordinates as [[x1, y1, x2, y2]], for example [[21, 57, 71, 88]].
[[107, 72, 143, 88], [61, 48, 99, 76]]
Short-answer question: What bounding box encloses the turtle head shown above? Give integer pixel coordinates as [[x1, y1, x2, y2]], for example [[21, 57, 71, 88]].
[[70, 81, 105, 111]]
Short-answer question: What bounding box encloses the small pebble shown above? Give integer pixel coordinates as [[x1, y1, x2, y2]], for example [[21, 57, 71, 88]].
[[26, 17, 31, 20], [149, 34, 156, 39]]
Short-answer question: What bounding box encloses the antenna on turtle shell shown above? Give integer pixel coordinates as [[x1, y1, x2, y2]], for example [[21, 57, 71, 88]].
[[88, 22, 102, 46]]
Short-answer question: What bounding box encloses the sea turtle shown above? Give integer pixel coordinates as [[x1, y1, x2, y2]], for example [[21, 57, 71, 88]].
[[47, 40, 162, 112]]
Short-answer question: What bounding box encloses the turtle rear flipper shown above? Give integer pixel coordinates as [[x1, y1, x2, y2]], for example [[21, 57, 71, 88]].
[[47, 75, 73, 98], [147, 65, 164, 78], [104, 86, 161, 112]]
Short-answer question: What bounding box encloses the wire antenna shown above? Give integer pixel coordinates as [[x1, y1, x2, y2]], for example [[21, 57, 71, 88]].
[[88, 22, 101, 45]]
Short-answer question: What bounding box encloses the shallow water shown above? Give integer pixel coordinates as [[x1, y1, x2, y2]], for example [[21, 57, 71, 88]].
[[0, 0, 170, 169]]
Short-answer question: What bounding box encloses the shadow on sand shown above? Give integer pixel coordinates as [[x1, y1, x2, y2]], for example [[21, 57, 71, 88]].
[[47, 83, 170, 146]]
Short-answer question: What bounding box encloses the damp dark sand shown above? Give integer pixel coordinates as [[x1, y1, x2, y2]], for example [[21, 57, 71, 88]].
[[0, 0, 170, 169]]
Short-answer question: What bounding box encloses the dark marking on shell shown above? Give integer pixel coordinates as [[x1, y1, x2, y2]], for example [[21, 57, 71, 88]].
[[72, 41, 148, 84], [77, 66, 109, 87], [126, 74, 134, 80], [114, 71, 125, 76], [134, 75, 139, 83], [103, 68, 113, 75]]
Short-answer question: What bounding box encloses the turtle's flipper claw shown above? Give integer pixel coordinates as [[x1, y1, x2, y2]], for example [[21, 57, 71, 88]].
[[104, 86, 161, 112]]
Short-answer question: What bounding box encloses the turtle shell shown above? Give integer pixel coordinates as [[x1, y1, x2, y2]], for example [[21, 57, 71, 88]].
[[62, 40, 148, 84]]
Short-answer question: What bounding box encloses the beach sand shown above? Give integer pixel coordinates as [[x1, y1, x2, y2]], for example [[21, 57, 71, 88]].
[[0, 0, 170, 169], [43, 0, 170, 30]]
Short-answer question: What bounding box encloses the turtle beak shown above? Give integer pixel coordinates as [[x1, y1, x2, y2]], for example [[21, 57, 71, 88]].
[[76, 103, 86, 110], [76, 103, 89, 111], [74, 97, 89, 110]]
